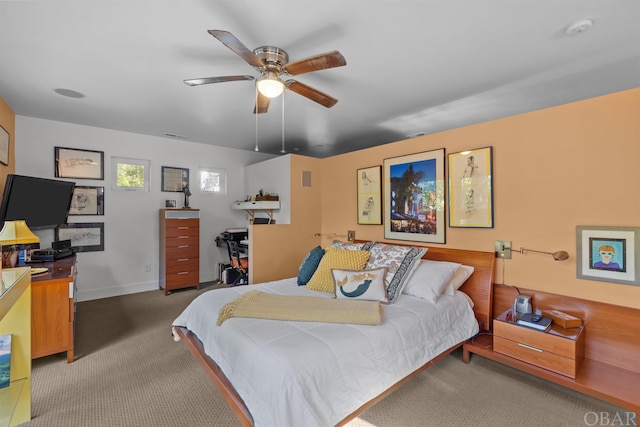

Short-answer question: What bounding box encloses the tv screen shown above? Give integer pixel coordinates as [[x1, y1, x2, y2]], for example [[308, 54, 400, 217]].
[[0, 174, 76, 230]]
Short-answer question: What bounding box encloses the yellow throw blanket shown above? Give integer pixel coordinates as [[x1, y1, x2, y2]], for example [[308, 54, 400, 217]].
[[217, 290, 382, 326]]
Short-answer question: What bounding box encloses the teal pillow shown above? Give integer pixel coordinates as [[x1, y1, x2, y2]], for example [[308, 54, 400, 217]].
[[297, 246, 325, 286]]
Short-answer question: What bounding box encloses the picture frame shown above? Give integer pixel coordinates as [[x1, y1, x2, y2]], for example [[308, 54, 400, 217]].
[[383, 148, 446, 244], [55, 222, 104, 253], [576, 225, 640, 286], [55, 147, 104, 180], [161, 166, 189, 192], [357, 165, 382, 225], [69, 186, 104, 215], [0, 124, 9, 166], [448, 146, 494, 228]]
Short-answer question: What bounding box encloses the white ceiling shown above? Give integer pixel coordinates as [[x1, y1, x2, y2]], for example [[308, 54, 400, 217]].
[[1, 1, 639, 158]]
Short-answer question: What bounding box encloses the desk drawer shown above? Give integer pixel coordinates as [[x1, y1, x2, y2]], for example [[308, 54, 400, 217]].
[[494, 336, 577, 378]]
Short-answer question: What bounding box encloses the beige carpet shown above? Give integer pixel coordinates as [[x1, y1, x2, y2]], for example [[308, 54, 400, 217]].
[[30, 284, 628, 427]]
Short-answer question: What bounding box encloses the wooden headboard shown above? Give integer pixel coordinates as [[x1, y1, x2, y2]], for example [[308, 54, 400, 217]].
[[355, 240, 496, 330]]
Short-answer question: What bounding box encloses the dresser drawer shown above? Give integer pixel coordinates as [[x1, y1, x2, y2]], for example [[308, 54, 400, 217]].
[[493, 320, 578, 359], [166, 245, 199, 259], [165, 235, 199, 247], [165, 225, 199, 238], [165, 218, 199, 228], [494, 336, 577, 378], [166, 258, 199, 274], [165, 270, 200, 289]]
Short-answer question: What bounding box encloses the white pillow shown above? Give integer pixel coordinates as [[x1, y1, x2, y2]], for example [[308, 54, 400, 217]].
[[402, 260, 460, 303], [331, 268, 389, 303], [443, 265, 475, 296]]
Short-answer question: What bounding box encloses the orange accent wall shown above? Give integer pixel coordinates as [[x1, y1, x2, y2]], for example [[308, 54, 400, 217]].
[[319, 88, 640, 309], [0, 97, 16, 186]]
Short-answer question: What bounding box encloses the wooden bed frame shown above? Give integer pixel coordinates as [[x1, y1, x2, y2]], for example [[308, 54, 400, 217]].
[[175, 243, 496, 427]]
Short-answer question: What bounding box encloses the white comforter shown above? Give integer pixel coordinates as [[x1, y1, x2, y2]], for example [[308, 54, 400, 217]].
[[172, 278, 478, 427]]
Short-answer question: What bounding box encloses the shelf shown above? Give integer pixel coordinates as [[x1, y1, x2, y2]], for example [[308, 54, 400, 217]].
[[463, 335, 640, 414], [232, 201, 280, 222]]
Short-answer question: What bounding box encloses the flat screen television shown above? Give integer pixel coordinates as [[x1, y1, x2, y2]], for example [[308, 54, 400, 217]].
[[0, 174, 76, 230]]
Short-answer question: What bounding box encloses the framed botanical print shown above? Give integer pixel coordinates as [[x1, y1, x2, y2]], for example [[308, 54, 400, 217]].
[[383, 148, 445, 243], [55, 222, 105, 252], [448, 146, 494, 228], [577, 226, 640, 286], [357, 166, 382, 225]]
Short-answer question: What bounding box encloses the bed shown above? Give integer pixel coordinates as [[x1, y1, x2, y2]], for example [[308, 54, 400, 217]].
[[172, 242, 495, 427]]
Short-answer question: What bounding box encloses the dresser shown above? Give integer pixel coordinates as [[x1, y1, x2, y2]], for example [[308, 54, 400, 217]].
[[30, 255, 77, 363], [159, 208, 200, 295]]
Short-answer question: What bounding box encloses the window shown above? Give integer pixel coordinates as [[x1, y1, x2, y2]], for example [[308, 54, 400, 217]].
[[200, 167, 226, 194], [111, 157, 150, 191]]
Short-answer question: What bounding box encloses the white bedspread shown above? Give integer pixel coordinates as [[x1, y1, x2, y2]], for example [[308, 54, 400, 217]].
[[172, 278, 479, 427]]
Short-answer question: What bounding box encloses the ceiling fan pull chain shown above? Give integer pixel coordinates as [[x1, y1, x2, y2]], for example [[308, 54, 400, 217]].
[[281, 92, 286, 154], [255, 86, 259, 152]]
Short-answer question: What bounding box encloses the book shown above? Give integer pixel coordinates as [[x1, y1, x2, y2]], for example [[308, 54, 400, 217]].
[[517, 313, 552, 331], [0, 334, 11, 388]]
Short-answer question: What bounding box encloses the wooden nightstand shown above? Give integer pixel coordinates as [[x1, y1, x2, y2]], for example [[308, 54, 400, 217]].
[[493, 309, 584, 379]]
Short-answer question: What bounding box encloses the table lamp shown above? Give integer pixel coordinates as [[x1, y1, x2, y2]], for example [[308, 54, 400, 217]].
[[0, 220, 40, 268]]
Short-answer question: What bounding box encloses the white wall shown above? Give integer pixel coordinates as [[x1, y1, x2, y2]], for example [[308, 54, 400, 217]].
[[245, 154, 291, 224], [15, 116, 275, 301]]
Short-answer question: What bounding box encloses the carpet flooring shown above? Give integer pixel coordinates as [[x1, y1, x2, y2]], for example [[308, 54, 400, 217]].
[[29, 283, 628, 427]]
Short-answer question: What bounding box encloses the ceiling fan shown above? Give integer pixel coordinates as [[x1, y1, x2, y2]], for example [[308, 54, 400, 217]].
[[184, 30, 346, 114]]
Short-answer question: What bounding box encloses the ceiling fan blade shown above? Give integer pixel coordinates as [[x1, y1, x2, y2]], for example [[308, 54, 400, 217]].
[[183, 75, 254, 86], [208, 30, 265, 70], [253, 92, 270, 114], [285, 80, 338, 108], [283, 50, 346, 75]]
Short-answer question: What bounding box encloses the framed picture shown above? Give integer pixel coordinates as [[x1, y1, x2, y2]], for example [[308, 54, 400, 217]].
[[357, 165, 382, 225], [383, 148, 445, 244], [0, 124, 9, 166], [69, 186, 104, 215], [448, 146, 494, 228], [576, 226, 640, 286], [55, 222, 104, 252], [55, 147, 104, 180], [162, 166, 189, 192]]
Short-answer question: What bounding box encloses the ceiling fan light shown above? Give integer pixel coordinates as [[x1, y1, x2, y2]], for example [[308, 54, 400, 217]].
[[257, 71, 285, 98]]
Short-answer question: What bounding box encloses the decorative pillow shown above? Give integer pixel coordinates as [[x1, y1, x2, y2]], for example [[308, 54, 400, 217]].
[[402, 260, 461, 303], [297, 246, 325, 286], [306, 248, 371, 293], [329, 240, 375, 251], [332, 268, 388, 303], [443, 265, 475, 296], [365, 243, 427, 303]]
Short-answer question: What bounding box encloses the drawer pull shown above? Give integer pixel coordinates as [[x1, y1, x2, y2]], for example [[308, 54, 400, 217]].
[[178, 245, 189, 248], [178, 236, 189, 239], [517, 343, 542, 352], [178, 227, 189, 229], [178, 258, 189, 262], [177, 271, 189, 275]]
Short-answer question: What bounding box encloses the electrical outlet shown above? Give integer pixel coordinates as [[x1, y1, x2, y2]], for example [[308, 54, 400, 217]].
[[494, 240, 512, 259], [347, 230, 356, 242]]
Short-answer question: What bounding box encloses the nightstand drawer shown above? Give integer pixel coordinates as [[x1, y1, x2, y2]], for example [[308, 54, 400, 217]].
[[494, 320, 578, 359], [494, 336, 577, 378]]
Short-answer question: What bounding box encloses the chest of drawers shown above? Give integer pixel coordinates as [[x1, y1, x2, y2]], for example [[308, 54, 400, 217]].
[[159, 209, 200, 295], [493, 309, 584, 378]]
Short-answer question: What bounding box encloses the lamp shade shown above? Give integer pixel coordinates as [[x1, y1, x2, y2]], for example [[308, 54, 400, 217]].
[[0, 220, 40, 246], [256, 71, 285, 98]]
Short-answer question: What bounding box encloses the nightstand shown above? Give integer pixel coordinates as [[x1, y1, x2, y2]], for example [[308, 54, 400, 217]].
[[493, 309, 585, 378]]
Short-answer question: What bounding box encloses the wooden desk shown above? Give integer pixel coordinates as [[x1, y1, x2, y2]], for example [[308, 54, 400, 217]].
[[29, 256, 77, 362]]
